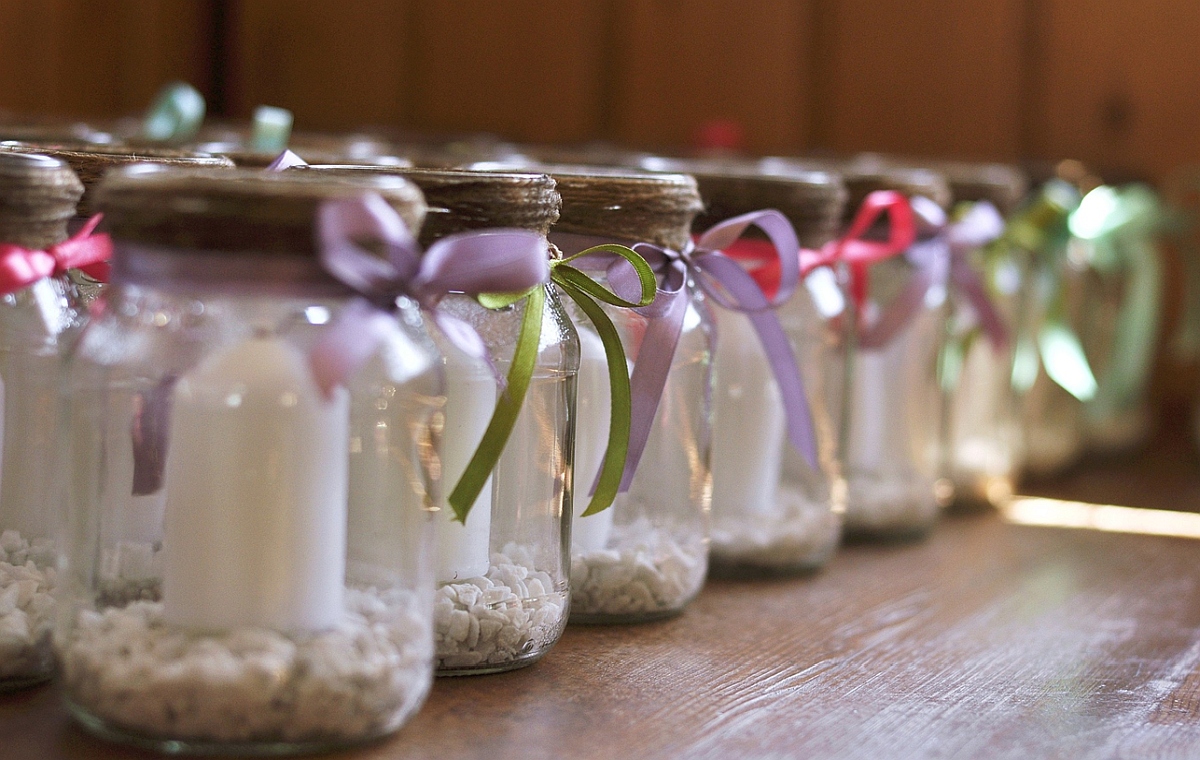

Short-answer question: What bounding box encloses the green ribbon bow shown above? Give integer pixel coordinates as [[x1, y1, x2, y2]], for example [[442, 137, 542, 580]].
[[142, 82, 206, 143], [447, 244, 656, 523], [1068, 183, 1164, 419], [992, 180, 1096, 401]]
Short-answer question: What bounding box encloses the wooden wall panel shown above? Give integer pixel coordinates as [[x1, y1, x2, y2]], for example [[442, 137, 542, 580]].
[[812, 0, 1025, 161], [1027, 0, 1200, 181], [227, 0, 410, 130], [0, 0, 212, 120], [612, 0, 814, 153], [407, 2, 607, 142]]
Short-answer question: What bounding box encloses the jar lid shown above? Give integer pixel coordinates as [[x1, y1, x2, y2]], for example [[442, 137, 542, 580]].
[[470, 161, 702, 251], [837, 164, 952, 222], [643, 157, 847, 248], [294, 166, 560, 247], [192, 141, 412, 169], [96, 165, 426, 257], [920, 160, 1028, 215], [0, 142, 234, 217], [0, 152, 85, 249]]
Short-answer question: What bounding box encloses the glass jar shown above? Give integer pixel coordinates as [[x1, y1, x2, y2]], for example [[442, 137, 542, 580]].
[[685, 162, 850, 575], [305, 166, 576, 673], [838, 169, 952, 539], [536, 168, 711, 622], [0, 153, 86, 690], [56, 167, 441, 753]]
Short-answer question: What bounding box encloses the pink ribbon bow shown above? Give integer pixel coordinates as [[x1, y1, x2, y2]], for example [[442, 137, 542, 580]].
[[0, 214, 112, 293]]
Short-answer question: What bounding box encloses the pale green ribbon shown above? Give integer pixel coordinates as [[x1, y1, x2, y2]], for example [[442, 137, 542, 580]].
[[250, 106, 294, 153], [448, 245, 656, 522], [1069, 184, 1164, 419], [142, 82, 206, 143], [991, 180, 1096, 401]]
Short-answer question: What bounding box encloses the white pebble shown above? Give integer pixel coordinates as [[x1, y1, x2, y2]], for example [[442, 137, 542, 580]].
[[710, 484, 841, 570]]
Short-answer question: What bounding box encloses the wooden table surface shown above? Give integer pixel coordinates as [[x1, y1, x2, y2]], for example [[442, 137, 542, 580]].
[[5, 408, 1200, 759]]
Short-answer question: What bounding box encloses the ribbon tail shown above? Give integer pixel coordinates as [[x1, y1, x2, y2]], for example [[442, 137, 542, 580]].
[[1038, 317, 1098, 402], [744, 307, 819, 470], [622, 290, 688, 490], [308, 299, 398, 398], [1090, 235, 1162, 417], [131, 375, 179, 496], [858, 275, 932, 350], [953, 262, 1009, 351], [447, 286, 545, 523], [554, 278, 632, 515]]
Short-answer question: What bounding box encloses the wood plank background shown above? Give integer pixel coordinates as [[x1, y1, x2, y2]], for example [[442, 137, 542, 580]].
[[2, 0, 1199, 180]]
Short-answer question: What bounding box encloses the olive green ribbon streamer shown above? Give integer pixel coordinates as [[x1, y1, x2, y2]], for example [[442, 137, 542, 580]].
[[447, 244, 655, 523], [141, 82, 206, 143], [1070, 184, 1163, 417]]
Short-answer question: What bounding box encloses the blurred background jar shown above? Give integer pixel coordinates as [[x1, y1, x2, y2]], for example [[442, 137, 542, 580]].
[[661, 158, 850, 576], [56, 167, 442, 752], [0, 152, 86, 690]]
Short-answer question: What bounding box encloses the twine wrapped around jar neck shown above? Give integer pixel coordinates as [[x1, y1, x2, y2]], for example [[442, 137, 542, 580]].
[[0, 152, 85, 249], [292, 166, 560, 248], [95, 166, 427, 289], [0, 142, 234, 218], [545, 169, 702, 251]]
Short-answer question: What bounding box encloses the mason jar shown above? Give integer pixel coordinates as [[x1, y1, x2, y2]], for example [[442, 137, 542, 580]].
[[532, 166, 712, 621], [837, 168, 952, 539], [56, 167, 442, 753], [681, 160, 850, 575], [300, 166, 576, 673], [926, 161, 1030, 510], [0, 152, 86, 690]]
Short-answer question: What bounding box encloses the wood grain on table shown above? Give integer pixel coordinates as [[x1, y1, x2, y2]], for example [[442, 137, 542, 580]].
[[4, 509, 1200, 760]]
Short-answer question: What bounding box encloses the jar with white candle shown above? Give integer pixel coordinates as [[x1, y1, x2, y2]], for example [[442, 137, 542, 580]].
[[838, 168, 953, 539], [527, 167, 711, 622], [0, 153, 86, 689], [301, 166, 576, 673], [922, 160, 1030, 511], [55, 167, 442, 752], [681, 162, 850, 575]]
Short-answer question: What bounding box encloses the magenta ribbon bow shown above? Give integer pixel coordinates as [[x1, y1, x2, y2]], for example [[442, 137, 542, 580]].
[[0, 214, 112, 293], [310, 193, 550, 395], [581, 209, 818, 487], [858, 197, 1008, 349]]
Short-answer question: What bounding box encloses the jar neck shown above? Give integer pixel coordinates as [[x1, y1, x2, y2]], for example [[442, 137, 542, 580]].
[[111, 241, 352, 298]]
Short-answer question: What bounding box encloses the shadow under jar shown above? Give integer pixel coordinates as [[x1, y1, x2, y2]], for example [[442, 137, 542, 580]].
[[55, 167, 443, 754], [0, 153, 86, 690], [301, 166, 577, 674], [678, 159, 851, 576]]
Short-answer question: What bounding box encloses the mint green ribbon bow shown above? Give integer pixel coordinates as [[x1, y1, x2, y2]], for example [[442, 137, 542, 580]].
[[142, 82, 206, 143], [1069, 183, 1164, 419], [448, 245, 656, 523]]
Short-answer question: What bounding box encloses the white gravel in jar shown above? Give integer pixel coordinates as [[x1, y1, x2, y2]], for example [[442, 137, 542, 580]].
[[570, 518, 707, 619], [843, 475, 939, 535], [434, 546, 566, 672], [59, 586, 432, 745], [710, 486, 840, 570], [0, 530, 57, 682]]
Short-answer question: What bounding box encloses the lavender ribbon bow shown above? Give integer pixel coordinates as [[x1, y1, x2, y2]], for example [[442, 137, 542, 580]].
[[582, 209, 818, 487], [860, 198, 1008, 350], [311, 193, 550, 395]]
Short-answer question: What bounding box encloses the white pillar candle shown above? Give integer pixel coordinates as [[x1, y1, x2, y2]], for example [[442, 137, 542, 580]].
[[162, 335, 349, 633], [571, 325, 614, 552], [435, 349, 495, 582], [711, 308, 786, 517]]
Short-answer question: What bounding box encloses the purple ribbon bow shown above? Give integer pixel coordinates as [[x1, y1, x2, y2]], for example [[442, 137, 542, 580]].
[[311, 193, 550, 395], [860, 198, 1009, 350], [575, 209, 818, 488]]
